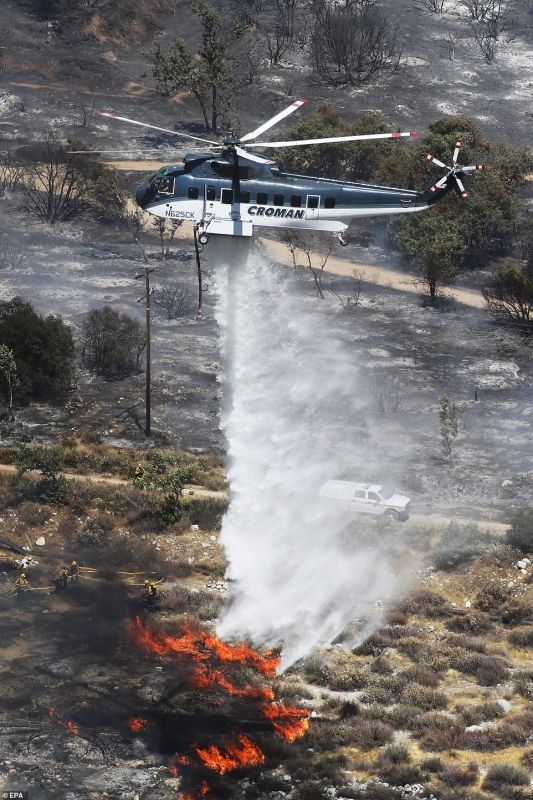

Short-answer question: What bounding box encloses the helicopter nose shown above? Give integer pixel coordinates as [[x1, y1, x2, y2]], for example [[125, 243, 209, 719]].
[[136, 184, 149, 209]]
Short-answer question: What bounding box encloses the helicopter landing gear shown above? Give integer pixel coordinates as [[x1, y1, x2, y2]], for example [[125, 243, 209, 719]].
[[338, 234, 349, 247], [198, 232, 210, 246]]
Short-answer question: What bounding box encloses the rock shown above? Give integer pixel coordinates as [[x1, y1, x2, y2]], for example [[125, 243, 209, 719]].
[[502, 479, 513, 487], [35, 536, 46, 546], [497, 699, 511, 713], [465, 600, 471, 608], [191, 524, 199, 531], [524, 558, 532, 565], [507, 581, 515, 589], [521, 569, 528, 575], [517, 560, 528, 570]]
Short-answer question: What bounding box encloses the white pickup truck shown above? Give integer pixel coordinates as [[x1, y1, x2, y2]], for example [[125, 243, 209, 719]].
[[319, 481, 411, 521]]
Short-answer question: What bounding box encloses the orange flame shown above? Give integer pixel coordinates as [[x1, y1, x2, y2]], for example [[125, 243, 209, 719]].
[[127, 618, 280, 676], [48, 707, 79, 735], [127, 618, 309, 747], [259, 700, 310, 742], [127, 716, 149, 733], [192, 734, 264, 775]]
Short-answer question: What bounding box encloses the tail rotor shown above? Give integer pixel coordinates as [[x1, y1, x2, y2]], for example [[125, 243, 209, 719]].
[[424, 139, 486, 200]]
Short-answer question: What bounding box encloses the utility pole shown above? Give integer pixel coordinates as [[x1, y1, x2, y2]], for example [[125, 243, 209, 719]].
[[135, 268, 154, 436]]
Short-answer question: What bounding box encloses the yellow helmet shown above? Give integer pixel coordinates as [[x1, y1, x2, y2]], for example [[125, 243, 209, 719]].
[[144, 579, 149, 584], [20, 573, 26, 578], [72, 561, 77, 566]]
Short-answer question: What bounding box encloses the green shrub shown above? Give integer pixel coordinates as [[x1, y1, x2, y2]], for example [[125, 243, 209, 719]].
[[476, 654, 509, 685], [482, 763, 530, 791], [506, 508, 533, 553], [459, 702, 505, 726], [433, 521, 496, 570], [378, 744, 410, 765], [420, 756, 443, 773], [187, 497, 229, 530]]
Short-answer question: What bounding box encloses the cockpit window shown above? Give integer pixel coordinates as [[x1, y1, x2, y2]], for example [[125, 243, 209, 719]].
[[158, 176, 175, 195], [211, 161, 234, 180]]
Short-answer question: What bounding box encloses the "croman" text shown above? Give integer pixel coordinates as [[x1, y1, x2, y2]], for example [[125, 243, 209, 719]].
[[247, 207, 305, 219]]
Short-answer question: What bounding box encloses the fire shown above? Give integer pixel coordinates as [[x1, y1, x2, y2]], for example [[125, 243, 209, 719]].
[[259, 700, 310, 742], [127, 618, 280, 676], [192, 734, 265, 775], [48, 707, 79, 735], [127, 716, 149, 733]]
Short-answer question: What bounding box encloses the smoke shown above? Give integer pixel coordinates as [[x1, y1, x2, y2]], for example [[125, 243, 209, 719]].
[[211, 237, 404, 670]]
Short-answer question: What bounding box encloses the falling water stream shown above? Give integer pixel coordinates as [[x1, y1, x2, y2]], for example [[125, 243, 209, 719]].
[[210, 237, 399, 670]]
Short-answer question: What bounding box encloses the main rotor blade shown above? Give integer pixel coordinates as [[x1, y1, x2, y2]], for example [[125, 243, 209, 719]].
[[235, 146, 274, 164], [461, 164, 486, 172], [455, 175, 468, 199], [452, 139, 462, 164], [252, 131, 419, 148], [240, 99, 308, 143], [428, 174, 449, 194], [99, 112, 219, 146], [425, 153, 447, 169]]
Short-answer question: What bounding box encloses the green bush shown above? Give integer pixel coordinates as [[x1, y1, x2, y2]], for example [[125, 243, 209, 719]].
[[482, 763, 530, 791], [187, 497, 229, 530], [506, 508, 533, 552], [433, 521, 496, 571]]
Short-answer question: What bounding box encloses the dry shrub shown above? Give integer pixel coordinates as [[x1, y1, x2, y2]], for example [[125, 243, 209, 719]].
[[399, 589, 448, 617], [352, 632, 389, 656], [75, 514, 114, 548], [370, 655, 393, 674], [520, 749, 533, 769], [377, 744, 410, 765], [329, 668, 368, 691], [403, 664, 441, 688], [16, 501, 50, 528], [186, 497, 228, 531], [462, 720, 530, 751], [349, 719, 394, 750], [421, 756, 443, 773], [360, 675, 407, 705], [459, 701, 505, 726], [440, 762, 479, 788], [514, 670, 533, 700], [385, 610, 408, 625], [482, 764, 530, 791], [501, 600, 532, 626], [304, 718, 366, 751], [446, 611, 492, 634], [411, 712, 464, 751], [377, 763, 428, 787], [509, 627, 533, 648], [474, 581, 509, 611], [476, 654, 510, 686], [401, 684, 448, 711]]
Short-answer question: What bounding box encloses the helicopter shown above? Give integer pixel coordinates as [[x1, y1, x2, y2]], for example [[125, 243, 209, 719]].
[[99, 100, 485, 247]]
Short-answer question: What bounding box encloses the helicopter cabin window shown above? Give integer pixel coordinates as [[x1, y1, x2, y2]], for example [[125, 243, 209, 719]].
[[206, 186, 216, 201], [257, 192, 268, 205], [307, 196, 319, 209], [273, 193, 284, 206], [239, 190, 251, 203], [221, 189, 234, 205], [188, 187, 199, 200], [158, 177, 175, 195], [240, 166, 263, 180], [324, 197, 336, 209], [211, 161, 233, 179], [290, 195, 302, 207]]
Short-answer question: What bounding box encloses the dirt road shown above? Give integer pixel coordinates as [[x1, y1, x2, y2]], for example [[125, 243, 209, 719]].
[[263, 239, 486, 309]]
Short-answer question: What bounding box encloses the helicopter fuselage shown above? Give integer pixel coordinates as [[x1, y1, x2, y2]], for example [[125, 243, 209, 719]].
[[136, 152, 443, 239]]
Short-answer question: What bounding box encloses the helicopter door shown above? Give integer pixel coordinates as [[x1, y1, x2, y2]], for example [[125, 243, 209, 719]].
[[306, 195, 320, 220], [204, 184, 216, 219]]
